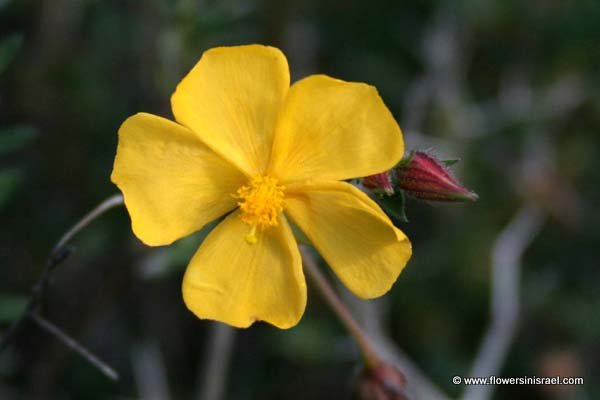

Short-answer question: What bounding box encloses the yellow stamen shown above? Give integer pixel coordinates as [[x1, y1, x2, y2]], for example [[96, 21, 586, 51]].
[[234, 176, 285, 244], [245, 225, 258, 244]]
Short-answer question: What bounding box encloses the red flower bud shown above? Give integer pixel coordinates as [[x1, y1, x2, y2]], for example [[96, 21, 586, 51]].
[[394, 151, 478, 202], [356, 362, 410, 400], [362, 171, 394, 196]]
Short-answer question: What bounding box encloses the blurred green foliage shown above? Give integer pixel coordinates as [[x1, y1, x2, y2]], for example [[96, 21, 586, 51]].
[[1, 0, 599, 399], [0, 33, 21, 76]]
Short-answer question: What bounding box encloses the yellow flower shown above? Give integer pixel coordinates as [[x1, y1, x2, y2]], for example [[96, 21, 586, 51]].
[[111, 45, 412, 329]]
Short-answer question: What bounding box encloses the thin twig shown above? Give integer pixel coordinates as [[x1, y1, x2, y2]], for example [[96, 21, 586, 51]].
[[301, 247, 413, 399], [31, 312, 119, 381], [0, 245, 75, 354], [52, 194, 124, 253], [0, 194, 124, 380], [462, 204, 545, 400], [299, 245, 381, 369]]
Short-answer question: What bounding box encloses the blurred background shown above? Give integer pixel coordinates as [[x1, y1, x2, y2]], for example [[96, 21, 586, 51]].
[[1, 0, 599, 399]]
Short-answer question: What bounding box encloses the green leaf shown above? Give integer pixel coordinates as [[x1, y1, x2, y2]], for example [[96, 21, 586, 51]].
[[0, 294, 27, 323], [396, 150, 415, 168], [376, 190, 409, 223], [442, 158, 461, 167], [0, 33, 22, 75], [0, 125, 37, 156], [0, 168, 24, 209]]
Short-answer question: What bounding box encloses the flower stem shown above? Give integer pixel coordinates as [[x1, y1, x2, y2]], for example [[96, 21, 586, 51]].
[[299, 245, 381, 369]]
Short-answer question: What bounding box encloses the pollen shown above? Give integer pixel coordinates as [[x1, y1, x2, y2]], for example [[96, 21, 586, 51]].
[[234, 176, 285, 244]]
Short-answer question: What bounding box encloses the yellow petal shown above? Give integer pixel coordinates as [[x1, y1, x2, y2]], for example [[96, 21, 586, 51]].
[[284, 181, 411, 298], [268, 75, 404, 183], [111, 113, 246, 246], [182, 211, 306, 329], [171, 45, 290, 176]]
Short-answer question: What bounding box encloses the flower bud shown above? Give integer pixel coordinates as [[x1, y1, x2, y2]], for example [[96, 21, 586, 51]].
[[362, 171, 394, 196], [356, 362, 410, 400], [394, 151, 478, 202]]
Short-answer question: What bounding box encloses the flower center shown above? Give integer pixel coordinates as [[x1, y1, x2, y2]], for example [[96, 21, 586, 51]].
[[234, 176, 285, 244]]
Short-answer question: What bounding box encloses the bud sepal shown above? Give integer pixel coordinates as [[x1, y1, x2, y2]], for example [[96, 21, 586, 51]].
[[362, 171, 395, 196], [394, 151, 478, 202]]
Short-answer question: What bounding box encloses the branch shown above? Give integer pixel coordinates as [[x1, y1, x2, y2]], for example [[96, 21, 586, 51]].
[[52, 194, 125, 253], [31, 312, 119, 381], [462, 204, 545, 400], [0, 194, 124, 380], [300, 246, 411, 399]]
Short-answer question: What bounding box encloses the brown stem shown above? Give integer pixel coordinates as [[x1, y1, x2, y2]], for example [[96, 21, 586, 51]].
[[299, 245, 381, 369]]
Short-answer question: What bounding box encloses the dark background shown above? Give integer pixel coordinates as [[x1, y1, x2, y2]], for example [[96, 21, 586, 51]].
[[1, 0, 599, 399]]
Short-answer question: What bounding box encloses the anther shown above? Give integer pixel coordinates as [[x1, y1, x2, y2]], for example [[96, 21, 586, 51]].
[[234, 176, 285, 244]]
